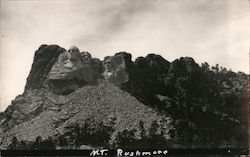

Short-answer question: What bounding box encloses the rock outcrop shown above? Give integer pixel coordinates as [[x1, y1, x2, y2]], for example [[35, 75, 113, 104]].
[[25, 45, 66, 90], [0, 89, 67, 132]]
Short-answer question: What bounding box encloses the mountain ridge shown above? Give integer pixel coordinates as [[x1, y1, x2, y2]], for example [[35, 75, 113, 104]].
[[0, 44, 248, 149]]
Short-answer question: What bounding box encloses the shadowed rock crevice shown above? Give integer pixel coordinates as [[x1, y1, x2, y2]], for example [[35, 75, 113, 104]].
[[48, 79, 87, 95]]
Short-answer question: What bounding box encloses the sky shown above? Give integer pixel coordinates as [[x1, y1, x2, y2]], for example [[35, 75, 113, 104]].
[[0, 0, 249, 111]]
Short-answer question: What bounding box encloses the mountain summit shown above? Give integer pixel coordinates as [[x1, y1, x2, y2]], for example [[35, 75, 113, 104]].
[[0, 45, 248, 149]]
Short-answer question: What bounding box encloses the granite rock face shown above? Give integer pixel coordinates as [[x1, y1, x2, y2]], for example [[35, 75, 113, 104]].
[[25, 45, 66, 90], [0, 44, 248, 149], [0, 89, 67, 133], [24, 45, 136, 95], [103, 52, 131, 85], [47, 46, 97, 94], [25, 45, 104, 95], [121, 54, 171, 104]]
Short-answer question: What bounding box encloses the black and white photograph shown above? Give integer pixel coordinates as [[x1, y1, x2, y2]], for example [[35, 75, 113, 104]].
[[0, 0, 249, 156]]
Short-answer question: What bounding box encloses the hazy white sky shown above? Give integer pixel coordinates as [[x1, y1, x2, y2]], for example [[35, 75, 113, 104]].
[[0, 0, 249, 111]]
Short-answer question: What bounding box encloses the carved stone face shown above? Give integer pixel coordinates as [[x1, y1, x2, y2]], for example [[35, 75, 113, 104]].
[[104, 57, 113, 71], [67, 50, 78, 60], [67, 46, 80, 60], [81, 52, 91, 59]]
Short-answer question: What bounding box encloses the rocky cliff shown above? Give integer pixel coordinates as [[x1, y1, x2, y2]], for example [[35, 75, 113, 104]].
[[0, 45, 248, 149]]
